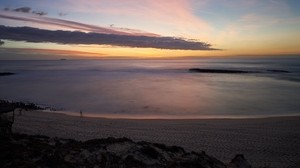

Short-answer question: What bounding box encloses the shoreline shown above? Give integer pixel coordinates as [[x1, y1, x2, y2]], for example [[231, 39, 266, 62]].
[[41, 109, 300, 120], [12, 110, 300, 168]]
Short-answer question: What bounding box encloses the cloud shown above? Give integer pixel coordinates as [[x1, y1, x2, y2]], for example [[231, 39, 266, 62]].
[[3, 7, 47, 16], [58, 12, 67, 17], [0, 12, 158, 37], [13, 7, 31, 13], [0, 48, 105, 60], [0, 48, 104, 57], [32, 11, 47, 16], [53, 0, 212, 37], [0, 25, 217, 50]]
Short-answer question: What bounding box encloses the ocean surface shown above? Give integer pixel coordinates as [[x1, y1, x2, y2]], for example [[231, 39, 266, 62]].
[[1, 57, 300, 119]]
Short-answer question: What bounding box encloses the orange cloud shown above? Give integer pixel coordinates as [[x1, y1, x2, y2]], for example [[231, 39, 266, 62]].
[[2, 48, 105, 57]]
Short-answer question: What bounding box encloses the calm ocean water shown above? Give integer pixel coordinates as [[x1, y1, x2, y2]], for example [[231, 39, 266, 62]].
[[1, 57, 300, 118]]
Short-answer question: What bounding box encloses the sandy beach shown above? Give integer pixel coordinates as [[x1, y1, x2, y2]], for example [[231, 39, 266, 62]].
[[12, 110, 300, 168]]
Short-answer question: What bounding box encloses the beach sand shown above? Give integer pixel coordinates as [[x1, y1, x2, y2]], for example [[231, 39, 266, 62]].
[[12, 111, 300, 168]]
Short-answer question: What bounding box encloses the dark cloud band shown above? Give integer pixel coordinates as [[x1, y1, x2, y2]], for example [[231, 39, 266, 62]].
[[0, 25, 217, 50], [13, 7, 31, 13], [0, 13, 158, 36], [4, 7, 47, 16]]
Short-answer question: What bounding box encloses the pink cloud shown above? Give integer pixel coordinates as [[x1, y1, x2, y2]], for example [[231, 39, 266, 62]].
[[0, 11, 160, 37], [62, 0, 212, 37]]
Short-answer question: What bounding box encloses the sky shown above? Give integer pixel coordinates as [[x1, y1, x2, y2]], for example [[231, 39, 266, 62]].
[[0, 0, 300, 59]]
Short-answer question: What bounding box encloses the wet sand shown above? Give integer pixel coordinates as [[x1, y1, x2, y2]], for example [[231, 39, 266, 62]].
[[12, 111, 300, 168]]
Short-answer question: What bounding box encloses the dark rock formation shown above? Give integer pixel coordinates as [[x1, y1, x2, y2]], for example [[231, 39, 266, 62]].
[[228, 154, 251, 168], [189, 68, 291, 74], [0, 133, 253, 168], [266, 69, 290, 73], [0, 72, 15, 76], [189, 68, 250, 74]]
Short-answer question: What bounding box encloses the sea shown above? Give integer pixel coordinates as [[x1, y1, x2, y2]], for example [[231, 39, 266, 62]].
[[1, 56, 300, 119]]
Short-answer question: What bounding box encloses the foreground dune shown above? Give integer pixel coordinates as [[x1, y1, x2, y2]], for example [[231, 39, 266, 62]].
[[12, 111, 300, 168]]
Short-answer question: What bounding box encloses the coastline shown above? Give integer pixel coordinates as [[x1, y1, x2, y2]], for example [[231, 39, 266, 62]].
[[40, 109, 300, 120], [12, 110, 300, 168]]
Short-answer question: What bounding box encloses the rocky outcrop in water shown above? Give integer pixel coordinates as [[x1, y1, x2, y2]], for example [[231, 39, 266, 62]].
[[266, 69, 290, 73], [0, 72, 15, 76], [189, 68, 250, 73], [0, 134, 253, 168], [188, 68, 290, 74]]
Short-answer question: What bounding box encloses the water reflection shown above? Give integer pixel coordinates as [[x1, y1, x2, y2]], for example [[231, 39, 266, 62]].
[[0, 58, 300, 118]]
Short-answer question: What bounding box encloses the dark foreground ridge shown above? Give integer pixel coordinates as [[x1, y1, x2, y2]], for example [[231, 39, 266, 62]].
[[0, 72, 15, 76], [0, 133, 252, 168]]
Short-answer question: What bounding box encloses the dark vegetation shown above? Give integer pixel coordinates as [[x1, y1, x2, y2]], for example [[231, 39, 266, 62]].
[[0, 100, 43, 136], [0, 100, 43, 113]]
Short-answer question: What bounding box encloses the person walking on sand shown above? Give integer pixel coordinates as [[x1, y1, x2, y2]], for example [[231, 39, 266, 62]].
[[80, 110, 83, 117]]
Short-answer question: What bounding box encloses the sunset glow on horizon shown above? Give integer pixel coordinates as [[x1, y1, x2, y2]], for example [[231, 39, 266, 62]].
[[1, 0, 300, 59]]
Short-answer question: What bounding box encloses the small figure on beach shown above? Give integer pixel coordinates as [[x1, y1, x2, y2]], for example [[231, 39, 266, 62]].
[[19, 109, 22, 116], [80, 110, 83, 118]]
